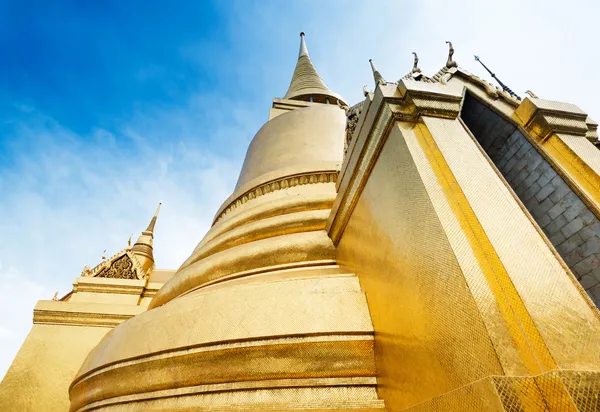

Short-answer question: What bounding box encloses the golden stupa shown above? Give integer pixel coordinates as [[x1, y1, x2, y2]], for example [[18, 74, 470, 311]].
[[2, 33, 600, 411]]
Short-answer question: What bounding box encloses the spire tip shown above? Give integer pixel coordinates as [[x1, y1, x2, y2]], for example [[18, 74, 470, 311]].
[[298, 31, 309, 58], [369, 58, 386, 86], [144, 203, 161, 233], [283, 32, 345, 104]]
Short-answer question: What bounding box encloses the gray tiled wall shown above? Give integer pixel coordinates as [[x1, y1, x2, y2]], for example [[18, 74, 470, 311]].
[[461, 93, 600, 307]]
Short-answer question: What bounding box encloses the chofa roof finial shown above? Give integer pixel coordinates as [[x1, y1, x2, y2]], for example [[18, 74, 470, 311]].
[[525, 90, 538, 98], [369, 59, 386, 86], [445, 41, 457, 68], [412, 52, 421, 73]]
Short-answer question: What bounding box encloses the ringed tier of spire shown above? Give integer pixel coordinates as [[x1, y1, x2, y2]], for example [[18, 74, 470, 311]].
[[283, 32, 346, 105]]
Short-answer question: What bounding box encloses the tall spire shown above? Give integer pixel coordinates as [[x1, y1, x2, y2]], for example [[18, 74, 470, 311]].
[[283, 32, 345, 105], [146, 202, 161, 232], [131, 202, 161, 272]]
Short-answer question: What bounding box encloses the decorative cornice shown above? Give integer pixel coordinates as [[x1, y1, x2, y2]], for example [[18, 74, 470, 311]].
[[586, 116, 599, 146], [215, 171, 338, 223], [328, 79, 464, 244], [74, 278, 146, 295], [513, 97, 589, 142], [452, 68, 520, 106], [395, 79, 463, 120], [33, 309, 135, 327]]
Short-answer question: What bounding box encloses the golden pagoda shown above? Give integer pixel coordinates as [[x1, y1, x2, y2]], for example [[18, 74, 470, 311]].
[[2, 34, 600, 411]]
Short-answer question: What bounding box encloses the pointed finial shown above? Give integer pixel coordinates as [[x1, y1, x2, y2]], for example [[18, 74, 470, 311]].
[[127, 234, 132, 248], [445, 41, 457, 68], [131, 204, 160, 273], [52, 291, 59, 301], [81, 265, 91, 276], [145, 202, 161, 232], [283, 32, 345, 104], [525, 90, 538, 98], [101, 250, 106, 260], [363, 85, 370, 97], [298, 32, 308, 57], [369, 59, 386, 86], [412, 52, 421, 73]]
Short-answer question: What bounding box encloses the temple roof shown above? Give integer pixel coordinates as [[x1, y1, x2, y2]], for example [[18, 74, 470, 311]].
[[283, 33, 346, 105], [80, 204, 161, 280]]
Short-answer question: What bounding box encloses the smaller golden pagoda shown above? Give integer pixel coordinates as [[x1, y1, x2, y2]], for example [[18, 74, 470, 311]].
[[0, 203, 176, 411]]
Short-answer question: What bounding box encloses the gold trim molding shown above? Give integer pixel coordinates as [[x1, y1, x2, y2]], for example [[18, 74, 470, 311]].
[[33, 309, 135, 327], [514, 97, 589, 143], [215, 171, 338, 223]]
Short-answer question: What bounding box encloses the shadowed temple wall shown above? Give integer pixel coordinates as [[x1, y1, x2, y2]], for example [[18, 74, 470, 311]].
[[461, 92, 600, 306]]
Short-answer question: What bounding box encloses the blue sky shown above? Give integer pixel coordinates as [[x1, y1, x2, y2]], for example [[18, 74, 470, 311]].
[[1, 0, 599, 378]]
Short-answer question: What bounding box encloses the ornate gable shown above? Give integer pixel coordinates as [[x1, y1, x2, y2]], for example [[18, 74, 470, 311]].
[[83, 249, 147, 280]]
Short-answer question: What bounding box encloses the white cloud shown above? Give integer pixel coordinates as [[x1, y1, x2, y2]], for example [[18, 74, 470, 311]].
[[0, 94, 252, 379]]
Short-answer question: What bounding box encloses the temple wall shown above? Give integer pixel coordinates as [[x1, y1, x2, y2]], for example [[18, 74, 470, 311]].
[[335, 123, 504, 410], [0, 324, 111, 412], [461, 93, 600, 306], [330, 80, 600, 410]]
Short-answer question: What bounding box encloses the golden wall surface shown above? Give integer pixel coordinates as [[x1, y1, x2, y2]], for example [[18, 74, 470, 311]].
[[0, 268, 172, 411], [335, 123, 505, 408], [0, 323, 111, 411], [330, 80, 600, 411]]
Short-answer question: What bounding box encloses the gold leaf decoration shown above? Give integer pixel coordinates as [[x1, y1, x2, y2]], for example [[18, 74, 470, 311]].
[[96, 255, 137, 280]]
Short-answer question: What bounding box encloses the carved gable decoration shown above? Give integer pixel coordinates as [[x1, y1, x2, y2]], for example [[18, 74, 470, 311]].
[[86, 249, 146, 280], [96, 254, 137, 280], [344, 102, 363, 156]]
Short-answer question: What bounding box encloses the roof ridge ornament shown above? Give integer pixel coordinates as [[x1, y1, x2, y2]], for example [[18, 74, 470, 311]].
[[474, 55, 520, 100], [525, 90, 538, 98], [369, 59, 386, 86], [445, 41, 457, 68], [412, 52, 421, 74]]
